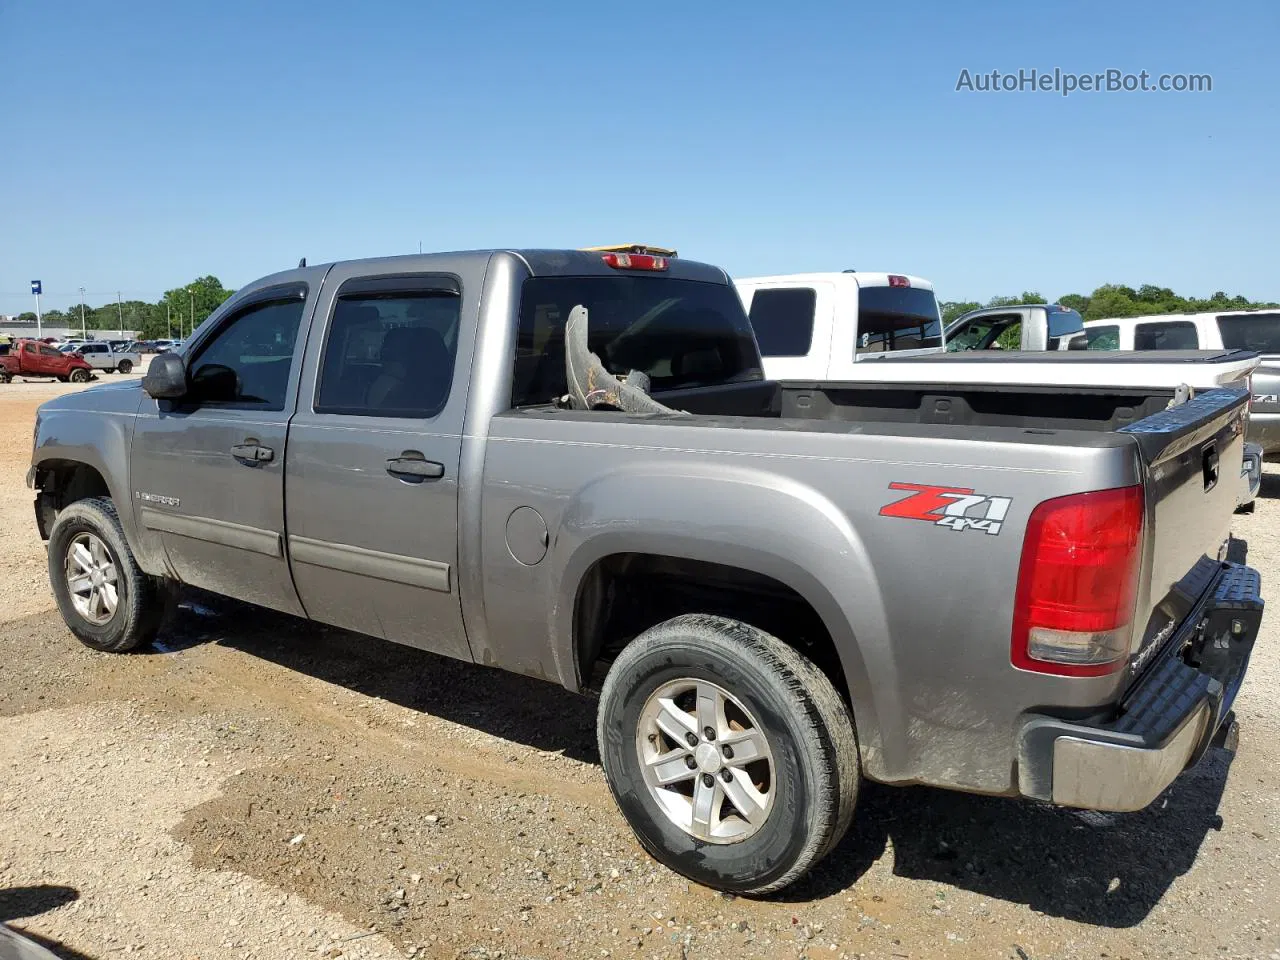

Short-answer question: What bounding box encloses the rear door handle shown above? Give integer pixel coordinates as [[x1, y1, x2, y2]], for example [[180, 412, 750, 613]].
[[387, 456, 444, 481], [231, 442, 274, 464]]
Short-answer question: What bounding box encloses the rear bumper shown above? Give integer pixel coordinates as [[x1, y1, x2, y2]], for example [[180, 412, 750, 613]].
[[1239, 442, 1263, 507], [1017, 558, 1261, 812]]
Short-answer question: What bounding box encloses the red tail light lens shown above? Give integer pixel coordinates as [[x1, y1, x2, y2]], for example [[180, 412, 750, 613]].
[[1012, 485, 1144, 676], [888, 275, 910, 287], [601, 253, 669, 271]]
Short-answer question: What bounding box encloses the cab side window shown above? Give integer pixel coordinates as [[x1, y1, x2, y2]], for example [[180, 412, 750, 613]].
[[748, 288, 816, 358], [315, 278, 461, 419], [1083, 326, 1120, 350], [1133, 321, 1199, 350], [186, 294, 307, 409]]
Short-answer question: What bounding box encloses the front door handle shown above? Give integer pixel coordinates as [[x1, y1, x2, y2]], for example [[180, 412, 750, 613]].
[[387, 456, 444, 481], [231, 442, 274, 464]]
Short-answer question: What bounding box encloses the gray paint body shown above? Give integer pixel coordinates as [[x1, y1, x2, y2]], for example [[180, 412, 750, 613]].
[[29, 250, 1247, 796]]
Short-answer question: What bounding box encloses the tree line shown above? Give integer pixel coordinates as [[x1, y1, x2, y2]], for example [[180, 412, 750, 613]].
[[11, 276, 236, 340], [940, 284, 1279, 325]]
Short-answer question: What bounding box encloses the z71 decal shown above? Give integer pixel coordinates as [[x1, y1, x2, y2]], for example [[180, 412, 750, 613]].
[[879, 482, 1012, 536]]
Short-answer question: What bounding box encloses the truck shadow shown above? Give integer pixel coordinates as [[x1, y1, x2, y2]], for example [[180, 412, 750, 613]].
[[782, 747, 1234, 927], [0, 885, 97, 960], [156, 592, 601, 763], [155, 593, 1234, 928]]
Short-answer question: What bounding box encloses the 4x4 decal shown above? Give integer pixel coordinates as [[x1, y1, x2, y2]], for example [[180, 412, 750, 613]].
[[879, 482, 1011, 535]]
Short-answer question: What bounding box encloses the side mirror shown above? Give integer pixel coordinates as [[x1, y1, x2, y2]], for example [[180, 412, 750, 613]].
[[142, 351, 187, 400]]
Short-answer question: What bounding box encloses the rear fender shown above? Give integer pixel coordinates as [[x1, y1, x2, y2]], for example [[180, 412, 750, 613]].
[[550, 462, 903, 778]]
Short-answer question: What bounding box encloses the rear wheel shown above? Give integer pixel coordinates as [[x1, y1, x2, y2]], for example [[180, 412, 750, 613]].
[[47, 497, 172, 652], [117, 360, 133, 374], [69, 368, 90, 383], [597, 614, 859, 895]]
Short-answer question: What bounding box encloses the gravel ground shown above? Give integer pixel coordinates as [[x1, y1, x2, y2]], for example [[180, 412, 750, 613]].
[[1, 381, 1278, 960]]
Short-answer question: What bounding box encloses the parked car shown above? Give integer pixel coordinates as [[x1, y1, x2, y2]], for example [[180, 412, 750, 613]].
[[1065, 311, 1280, 457], [28, 248, 1260, 895], [734, 271, 944, 380], [71, 341, 142, 374], [152, 339, 178, 353], [945, 303, 1085, 351], [1, 338, 95, 383]]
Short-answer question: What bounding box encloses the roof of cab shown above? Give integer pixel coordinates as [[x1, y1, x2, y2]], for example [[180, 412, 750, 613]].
[[734, 271, 936, 290], [250, 249, 729, 292]]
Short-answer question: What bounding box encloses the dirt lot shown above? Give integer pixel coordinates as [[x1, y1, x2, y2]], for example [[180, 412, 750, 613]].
[[1, 379, 1278, 960]]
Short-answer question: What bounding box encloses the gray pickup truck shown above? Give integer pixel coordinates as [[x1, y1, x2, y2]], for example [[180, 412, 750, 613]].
[[27, 249, 1262, 894]]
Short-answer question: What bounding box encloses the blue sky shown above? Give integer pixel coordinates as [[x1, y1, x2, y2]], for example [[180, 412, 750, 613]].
[[2, 0, 1276, 313]]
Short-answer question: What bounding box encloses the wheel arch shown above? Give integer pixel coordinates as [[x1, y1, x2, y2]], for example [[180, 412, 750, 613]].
[[549, 465, 902, 777]]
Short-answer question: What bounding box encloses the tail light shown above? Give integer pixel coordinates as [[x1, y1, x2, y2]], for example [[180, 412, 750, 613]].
[[888, 275, 910, 288], [601, 253, 669, 271], [1011, 485, 1144, 676]]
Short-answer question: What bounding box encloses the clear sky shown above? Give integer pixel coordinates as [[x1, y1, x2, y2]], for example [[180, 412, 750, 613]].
[[2, 0, 1276, 313]]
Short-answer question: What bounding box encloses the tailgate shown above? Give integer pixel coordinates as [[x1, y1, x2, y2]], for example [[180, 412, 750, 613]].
[[1122, 387, 1249, 671]]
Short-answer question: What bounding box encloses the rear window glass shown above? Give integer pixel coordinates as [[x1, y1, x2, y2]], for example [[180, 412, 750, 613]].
[[856, 285, 941, 355], [747, 287, 816, 358], [1134, 321, 1199, 350], [513, 277, 763, 407], [1218, 313, 1280, 353]]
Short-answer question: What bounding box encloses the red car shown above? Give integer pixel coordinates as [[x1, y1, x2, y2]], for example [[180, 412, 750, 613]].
[[0, 339, 95, 383]]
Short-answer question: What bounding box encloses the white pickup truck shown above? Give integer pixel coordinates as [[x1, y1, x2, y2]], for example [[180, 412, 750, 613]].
[[1067, 311, 1280, 459], [733, 271, 943, 381]]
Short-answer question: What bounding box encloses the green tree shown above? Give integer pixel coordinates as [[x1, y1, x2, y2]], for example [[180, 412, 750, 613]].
[[1058, 293, 1090, 315], [940, 300, 981, 324], [162, 275, 235, 339]]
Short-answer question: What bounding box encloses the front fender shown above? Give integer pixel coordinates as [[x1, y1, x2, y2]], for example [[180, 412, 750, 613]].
[[31, 405, 151, 570], [549, 461, 903, 778]]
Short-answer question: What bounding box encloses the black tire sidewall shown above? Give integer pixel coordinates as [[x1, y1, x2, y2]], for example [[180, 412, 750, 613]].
[[48, 501, 144, 652], [600, 633, 826, 893], [117, 361, 132, 374]]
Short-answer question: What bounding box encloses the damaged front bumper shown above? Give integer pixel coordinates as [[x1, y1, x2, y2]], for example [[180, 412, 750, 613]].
[[1017, 555, 1261, 812]]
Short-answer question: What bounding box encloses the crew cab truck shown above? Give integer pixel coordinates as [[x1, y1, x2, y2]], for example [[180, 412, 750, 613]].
[[945, 302, 1085, 352], [67, 341, 142, 375], [28, 249, 1261, 894], [1, 339, 95, 383], [734, 270, 944, 380]]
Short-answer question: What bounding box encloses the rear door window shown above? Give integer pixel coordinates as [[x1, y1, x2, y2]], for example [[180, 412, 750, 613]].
[[315, 278, 462, 419], [513, 276, 762, 407], [747, 287, 816, 358], [1134, 321, 1199, 350], [1082, 325, 1120, 350], [855, 285, 941, 355], [1217, 313, 1280, 353]]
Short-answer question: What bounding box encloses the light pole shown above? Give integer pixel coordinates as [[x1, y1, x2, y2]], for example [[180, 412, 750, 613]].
[[166, 302, 172, 339], [187, 288, 194, 340], [116, 291, 124, 339], [79, 287, 87, 339]]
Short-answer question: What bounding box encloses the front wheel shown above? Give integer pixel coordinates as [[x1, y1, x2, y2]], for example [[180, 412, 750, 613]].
[[116, 360, 133, 374], [69, 368, 90, 383], [597, 614, 859, 895], [47, 497, 172, 652]]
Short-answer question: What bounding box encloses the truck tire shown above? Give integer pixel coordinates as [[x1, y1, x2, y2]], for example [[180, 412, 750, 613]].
[[69, 368, 90, 383], [47, 497, 171, 653], [597, 614, 859, 895], [117, 360, 133, 374]]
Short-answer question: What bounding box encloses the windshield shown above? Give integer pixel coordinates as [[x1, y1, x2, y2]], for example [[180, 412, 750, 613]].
[[514, 276, 763, 407], [856, 285, 942, 354], [1217, 313, 1280, 354]]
